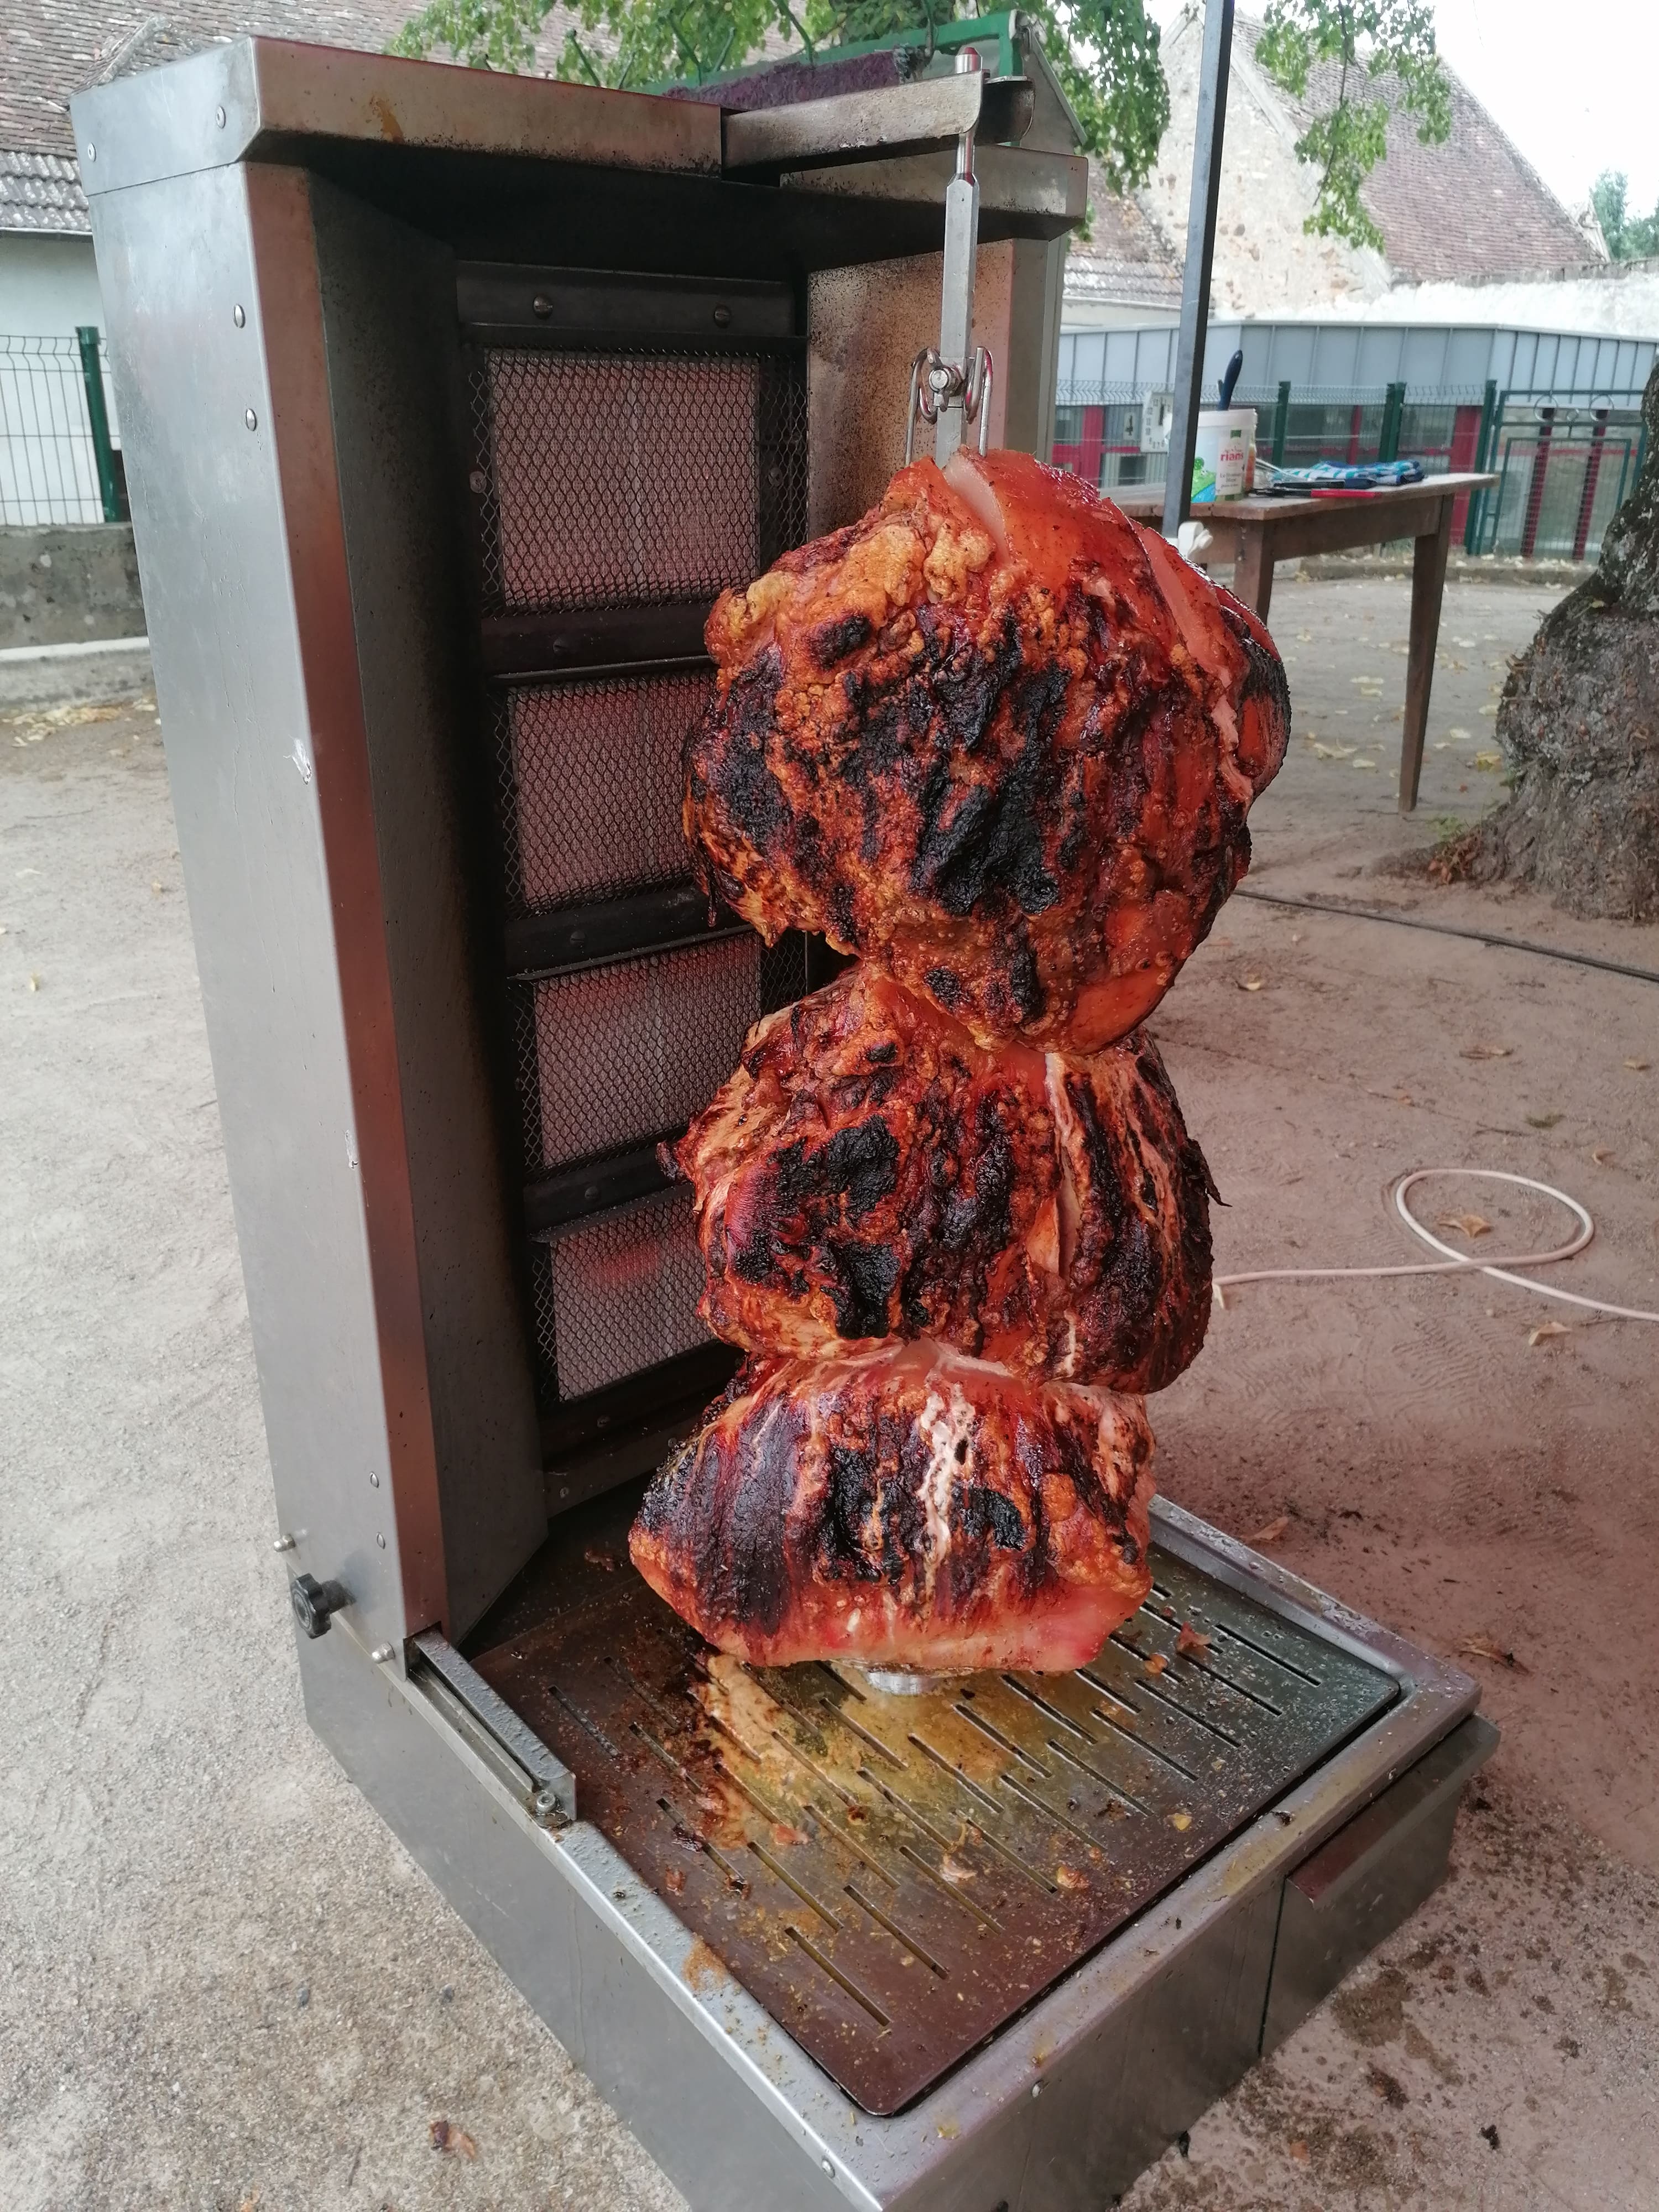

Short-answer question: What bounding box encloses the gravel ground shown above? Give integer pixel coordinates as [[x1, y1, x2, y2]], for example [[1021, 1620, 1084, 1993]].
[[3, 577, 1656, 2211]]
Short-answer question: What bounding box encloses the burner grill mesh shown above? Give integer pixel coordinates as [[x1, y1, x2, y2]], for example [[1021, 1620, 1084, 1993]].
[[540, 1188, 709, 1401], [497, 674, 713, 915], [472, 347, 807, 614]]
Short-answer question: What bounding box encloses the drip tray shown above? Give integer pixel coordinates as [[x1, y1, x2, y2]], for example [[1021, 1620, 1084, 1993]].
[[469, 1488, 1396, 2116]]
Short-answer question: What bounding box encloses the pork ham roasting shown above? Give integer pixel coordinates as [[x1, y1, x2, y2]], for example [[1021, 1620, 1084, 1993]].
[[631, 451, 1289, 1673]]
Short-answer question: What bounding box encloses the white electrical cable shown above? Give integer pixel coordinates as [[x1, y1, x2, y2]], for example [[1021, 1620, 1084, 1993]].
[[1214, 1167, 1659, 1323]]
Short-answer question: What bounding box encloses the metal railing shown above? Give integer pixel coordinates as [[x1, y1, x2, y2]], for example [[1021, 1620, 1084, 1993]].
[[0, 331, 126, 528], [1053, 373, 1648, 563]]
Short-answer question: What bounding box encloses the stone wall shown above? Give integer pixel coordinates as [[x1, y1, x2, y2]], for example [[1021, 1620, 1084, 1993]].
[[0, 524, 146, 649]]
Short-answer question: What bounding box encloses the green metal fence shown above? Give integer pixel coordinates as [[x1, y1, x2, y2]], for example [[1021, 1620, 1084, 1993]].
[[1053, 373, 1647, 563], [0, 330, 126, 528]]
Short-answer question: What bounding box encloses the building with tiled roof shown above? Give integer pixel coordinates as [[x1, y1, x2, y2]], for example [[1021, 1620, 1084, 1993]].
[[1070, 7, 1605, 329]]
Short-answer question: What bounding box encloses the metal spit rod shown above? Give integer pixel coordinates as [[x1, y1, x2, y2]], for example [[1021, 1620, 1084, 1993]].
[[906, 45, 994, 465]]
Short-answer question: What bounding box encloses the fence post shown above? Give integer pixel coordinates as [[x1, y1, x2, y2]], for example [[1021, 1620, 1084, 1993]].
[[1572, 405, 1609, 562], [1270, 379, 1291, 466], [1378, 380, 1405, 463], [75, 325, 122, 524], [1464, 378, 1499, 552], [1520, 406, 1555, 560]]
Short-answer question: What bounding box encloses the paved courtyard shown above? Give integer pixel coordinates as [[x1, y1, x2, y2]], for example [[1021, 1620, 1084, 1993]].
[[3, 573, 1656, 2210]]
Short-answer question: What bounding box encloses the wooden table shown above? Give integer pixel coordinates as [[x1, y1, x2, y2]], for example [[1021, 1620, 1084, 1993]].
[[1114, 473, 1496, 811]]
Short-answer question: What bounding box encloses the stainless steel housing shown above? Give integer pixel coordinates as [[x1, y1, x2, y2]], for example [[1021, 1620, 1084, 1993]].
[[76, 40, 1491, 2209]]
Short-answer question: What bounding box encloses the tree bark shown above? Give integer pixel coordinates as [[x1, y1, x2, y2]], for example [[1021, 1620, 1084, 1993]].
[[1468, 357, 1659, 920]]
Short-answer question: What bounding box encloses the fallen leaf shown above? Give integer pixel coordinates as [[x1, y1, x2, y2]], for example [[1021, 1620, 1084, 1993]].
[[1446, 725, 1472, 740], [1479, 703, 1498, 716], [1055, 1864, 1088, 1892], [429, 2117, 477, 2157], [1168, 1811, 1192, 1832], [1438, 1212, 1492, 1238], [1296, 630, 1313, 641], [1625, 1057, 1651, 1072], [1526, 1112, 1563, 1130], [1473, 749, 1502, 770], [1175, 1623, 1211, 1660], [1352, 757, 1377, 770], [1460, 1043, 1511, 1060], [1395, 1090, 1414, 1105], [1142, 1652, 1168, 1677], [1239, 974, 1265, 992], [150, 879, 164, 894], [1248, 1515, 1291, 1546], [1528, 1319, 1571, 1347], [1458, 1635, 1531, 1674]]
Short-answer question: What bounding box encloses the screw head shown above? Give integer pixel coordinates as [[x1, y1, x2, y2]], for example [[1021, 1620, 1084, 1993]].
[[531, 1785, 562, 1821], [86, 143, 96, 162], [1031, 2081, 1042, 2097], [376, 1533, 387, 1550], [215, 105, 227, 128], [244, 408, 257, 431], [467, 469, 487, 496], [233, 304, 245, 328], [369, 1470, 380, 1487], [272, 1532, 296, 1552], [712, 304, 732, 328], [370, 1642, 394, 1664], [531, 294, 553, 318]]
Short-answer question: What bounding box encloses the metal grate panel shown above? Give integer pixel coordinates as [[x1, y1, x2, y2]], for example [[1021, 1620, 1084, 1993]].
[[499, 673, 714, 915], [472, 347, 807, 614], [543, 1187, 709, 1400], [524, 937, 761, 1175], [474, 1529, 1396, 2116]]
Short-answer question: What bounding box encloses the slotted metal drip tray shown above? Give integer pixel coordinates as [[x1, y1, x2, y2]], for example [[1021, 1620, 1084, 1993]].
[[471, 1506, 1396, 2116]]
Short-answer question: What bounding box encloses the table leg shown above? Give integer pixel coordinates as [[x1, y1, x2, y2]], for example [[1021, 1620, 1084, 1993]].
[[1233, 530, 1275, 623], [1399, 500, 1453, 812]]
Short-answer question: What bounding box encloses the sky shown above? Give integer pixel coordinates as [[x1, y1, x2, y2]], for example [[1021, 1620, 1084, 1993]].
[[1148, 1, 1659, 218]]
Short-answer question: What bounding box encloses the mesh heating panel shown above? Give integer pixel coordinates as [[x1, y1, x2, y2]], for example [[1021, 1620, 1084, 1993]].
[[540, 1186, 709, 1402], [473, 346, 808, 615], [498, 672, 713, 914], [523, 936, 762, 1175]]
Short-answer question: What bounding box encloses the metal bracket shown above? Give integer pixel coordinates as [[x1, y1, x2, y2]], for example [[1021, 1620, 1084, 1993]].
[[906, 344, 995, 464], [904, 44, 995, 466], [412, 1629, 577, 1827]]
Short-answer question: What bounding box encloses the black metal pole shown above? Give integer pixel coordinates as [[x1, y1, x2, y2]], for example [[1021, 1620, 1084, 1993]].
[[1161, 0, 1234, 541]]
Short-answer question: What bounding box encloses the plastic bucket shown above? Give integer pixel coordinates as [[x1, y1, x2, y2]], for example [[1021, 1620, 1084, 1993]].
[[1191, 408, 1255, 502]]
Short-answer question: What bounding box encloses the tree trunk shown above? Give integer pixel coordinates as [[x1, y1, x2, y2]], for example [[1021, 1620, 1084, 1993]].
[[1468, 357, 1659, 919]]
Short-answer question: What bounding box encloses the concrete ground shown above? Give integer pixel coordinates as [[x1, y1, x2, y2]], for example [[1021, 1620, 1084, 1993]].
[[2, 575, 1656, 2211]]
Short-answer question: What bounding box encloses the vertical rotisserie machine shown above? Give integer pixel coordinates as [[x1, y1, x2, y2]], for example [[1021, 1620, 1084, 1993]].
[[76, 38, 1493, 2209]]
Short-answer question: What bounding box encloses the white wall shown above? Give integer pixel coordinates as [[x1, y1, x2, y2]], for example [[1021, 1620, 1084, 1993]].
[[0, 232, 103, 337]]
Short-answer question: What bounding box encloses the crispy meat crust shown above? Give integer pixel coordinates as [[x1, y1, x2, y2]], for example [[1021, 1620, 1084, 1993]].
[[671, 963, 1215, 1391], [628, 1342, 1154, 1672], [685, 448, 1288, 1052]]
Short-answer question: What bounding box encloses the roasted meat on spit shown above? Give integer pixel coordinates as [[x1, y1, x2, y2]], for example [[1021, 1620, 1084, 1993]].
[[686, 446, 1288, 1054], [630, 453, 1286, 1675], [667, 962, 1216, 1392], [628, 1342, 1153, 1673]]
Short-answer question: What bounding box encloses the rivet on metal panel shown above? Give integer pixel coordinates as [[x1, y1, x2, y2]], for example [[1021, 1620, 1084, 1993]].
[[712, 305, 732, 327], [244, 408, 258, 431], [215, 105, 227, 128], [468, 468, 487, 495], [369, 1471, 380, 1488], [1031, 2082, 1042, 2098], [86, 144, 96, 162], [531, 1785, 564, 1825], [371, 1644, 395, 1665], [531, 295, 553, 318], [272, 1532, 296, 1552], [821, 2159, 834, 2177], [233, 305, 246, 328], [376, 1534, 387, 1550]]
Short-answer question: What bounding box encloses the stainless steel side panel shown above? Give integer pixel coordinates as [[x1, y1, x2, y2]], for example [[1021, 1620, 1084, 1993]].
[[88, 160, 543, 1648], [300, 1513, 1480, 2212]]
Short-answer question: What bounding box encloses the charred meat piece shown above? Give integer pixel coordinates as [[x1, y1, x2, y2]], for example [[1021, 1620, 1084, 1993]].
[[669, 964, 1215, 1391], [628, 1341, 1154, 1673], [686, 447, 1288, 1052]]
